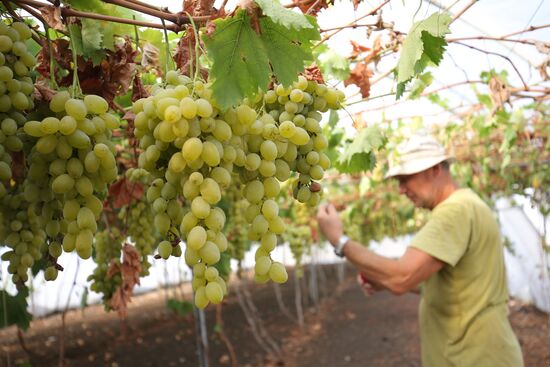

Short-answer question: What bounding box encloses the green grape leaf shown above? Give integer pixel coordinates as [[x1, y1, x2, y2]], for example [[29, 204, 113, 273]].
[[81, 19, 105, 64], [68, 23, 84, 56], [0, 289, 32, 331], [259, 16, 320, 86], [203, 10, 271, 109], [166, 299, 193, 316], [408, 72, 433, 99], [314, 44, 351, 81], [255, 0, 313, 29], [336, 126, 386, 173], [396, 12, 451, 99]]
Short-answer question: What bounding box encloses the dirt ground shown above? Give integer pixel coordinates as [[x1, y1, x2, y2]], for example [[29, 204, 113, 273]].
[[1, 263, 549, 367]]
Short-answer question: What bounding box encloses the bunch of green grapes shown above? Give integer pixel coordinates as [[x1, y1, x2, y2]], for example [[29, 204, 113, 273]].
[[0, 190, 50, 283], [285, 202, 314, 272], [132, 71, 230, 309], [88, 228, 123, 303], [21, 91, 119, 262]]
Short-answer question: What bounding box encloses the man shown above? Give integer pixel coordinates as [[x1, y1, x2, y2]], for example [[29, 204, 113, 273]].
[[317, 135, 524, 367]]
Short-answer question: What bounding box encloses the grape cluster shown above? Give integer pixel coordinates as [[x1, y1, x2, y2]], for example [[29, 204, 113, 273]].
[[88, 228, 123, 302], [284, 202, 313, 273], [132, 71, 344, 308]]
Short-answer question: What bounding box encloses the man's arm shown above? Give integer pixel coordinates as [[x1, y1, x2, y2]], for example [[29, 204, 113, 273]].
[[343, 241, 444, 295]]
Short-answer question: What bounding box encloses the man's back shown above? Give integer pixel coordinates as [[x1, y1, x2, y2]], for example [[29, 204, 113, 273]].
[[410, 188, 523, 367]]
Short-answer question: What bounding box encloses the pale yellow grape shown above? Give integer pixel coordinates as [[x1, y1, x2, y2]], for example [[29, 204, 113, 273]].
[[192, 277, 206, 291], [264, 90, 277, 104], [255, 246, 270, 260], [205, 282, 223, 304], [187, 225, 207, 251], [59, 115, 77, 135], [245, 153, 261, 171], [245, 180, 264, 204], [212, 120, 232, 142], [307, 192, 321, 206], [76, 176, 93, 196], [214, 232, 228, 251], [263, 177, 280, 198], [164, 105, 181, 123], [85, 196, 103, 219], [252, 214, 269, 235], [182, 137, 203, 162], [236, 104, 256, 125], [157, 121, 176, 142], [189, 171, 204, 186], [23, 120, 43, 137], [199, 241, 220, 264], [289, 89, 304, 103], [290, 127, 310, 146], [154, 212, 171, 234], [76, 118, 95, 135], [36, 134, 57, 154], [275, 84, 291, 96], [67, 130, 91, 148], [160, 182, 177, 200], [309, 165, 324, 180], [283, 143, 298, 161], [254, 272, 270, 284], [196, 98, 213, 117], [261, 233, 277, 251], [183, 179, 200, 200], [40, 117, 60, 134], [180, 212, 199, 235], [201, 141, 220, 167], [52, 174, 75, 193], [245, 204, 260, 223], [200, 178, 221, 205], [259, 160, 276, 177], [168, 152, 186, 172], [279, 120, 296, 139], [248, 119, 264, 135], [65, 98, 87, 120], [152, 197, 167, 213], [173, 118, 189, 137], [76, 229, 93, 252], [145, 145, 160, 163], [76, 207, 95, 229], [261, 199, 278, 219], [255, 255, 271, 276], [297, 186, 312, 203], [158, 240, 173, 259], [172, 244, 182, 257], [84, 94, 108, 114], [318, 153, 331, 170], [305, 118, 321, 133], [274, 160, 290, 181], [260, 140, 278, 161], [268, 216, 285, 234], [194, 286, 209, 309], [204, 267, 219, 281], [269, 262, 288, 283], [50, 91, 71, 113], [180, 97, 197, 119], [193, 263, 206, 277], [191, 196, 210, 219], [185, 247, 201, 266], [199, 117, 216, 132], [204, 208, 225, 231], [66, 157, 84, 177], [210, 166, 231, 188], [63, 200, 80, 221], [46, 220, 61, 237], [44, 266, 58, 281], [306, 151, 319, 165]]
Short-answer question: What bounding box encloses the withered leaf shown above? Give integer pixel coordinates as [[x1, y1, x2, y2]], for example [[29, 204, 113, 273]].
[[344, 62, 373, 99], [304, 64, 325, 84], [39, 5, 65, 32], [108, 177, 144, 208], [350, 40, 370, 59], [297, 0, 329, 16]]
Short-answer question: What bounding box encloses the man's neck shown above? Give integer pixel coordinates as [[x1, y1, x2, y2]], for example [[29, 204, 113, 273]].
[[433, 179, 459, 208]]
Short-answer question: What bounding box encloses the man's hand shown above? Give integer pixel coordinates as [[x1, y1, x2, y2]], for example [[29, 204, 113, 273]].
[[316, 203, 343, 246]]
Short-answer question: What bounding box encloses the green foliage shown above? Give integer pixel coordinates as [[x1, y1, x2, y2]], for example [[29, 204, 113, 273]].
[[166, 299, 193, 316], [314, 44, 351, 81], [396, 12, 451, 99], [0, 289, 32, 330], [335, 126, 386, 173], [254, 0, 313, 30], [408, 72, 433, 99], [259, 16, 319, 86], [203, 10, 320, 109]]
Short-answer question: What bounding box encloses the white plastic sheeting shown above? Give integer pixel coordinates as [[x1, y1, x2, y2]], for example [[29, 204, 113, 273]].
[[1, 197, 549, 316]]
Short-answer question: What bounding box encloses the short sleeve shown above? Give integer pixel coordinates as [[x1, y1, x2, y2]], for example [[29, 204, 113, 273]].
[[410, 202, 471, 266]]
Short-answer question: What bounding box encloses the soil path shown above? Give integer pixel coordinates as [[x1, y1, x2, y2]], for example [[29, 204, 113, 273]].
[[1, 264, 548, 367]]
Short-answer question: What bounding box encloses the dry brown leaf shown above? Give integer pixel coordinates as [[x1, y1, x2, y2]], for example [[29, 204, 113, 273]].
[[344, 62, 373, 99], [33, 80, 57, 103], [39, 5, 65, 32], [304, 64, 325, 84], [352, 113, 367, 130], [173, 26, 208, 78], [364, 34, 382, 65], [132, 74, 149, 102], [108, 177, 144, 208], [537, 57, 550, 81], [350, 40, 370, 59], [352, 0, 361, 10], [141, 42, 160, 73], [109, 245, 142, 319], [488, 76, 509, 114], [297, 0, 329, 16]]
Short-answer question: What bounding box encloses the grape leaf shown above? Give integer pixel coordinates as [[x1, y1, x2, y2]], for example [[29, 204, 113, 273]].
[[396, 12, 451, 99], [258, 16, 320, 86], [81, 19, 105, 64], [255, 0, 313, 30], [203, 10, 271, 109], [314, 44, 351, 81], [408, 72, 433, 99], [0, 289, 32, 331], [336, 126, 386, 173], [166, 299, 193, 316]]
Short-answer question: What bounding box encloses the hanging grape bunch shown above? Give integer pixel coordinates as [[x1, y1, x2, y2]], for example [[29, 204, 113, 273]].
[[133, 69, 343, 308]]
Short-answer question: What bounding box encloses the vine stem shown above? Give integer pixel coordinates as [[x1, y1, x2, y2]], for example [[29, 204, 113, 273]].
[[160, 18, 172, 75], [184, 12, 203, 90], [66, 19, 82, 98]]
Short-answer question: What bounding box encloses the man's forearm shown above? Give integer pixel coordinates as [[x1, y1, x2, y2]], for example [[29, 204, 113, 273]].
[[342, 240, 413, 295]]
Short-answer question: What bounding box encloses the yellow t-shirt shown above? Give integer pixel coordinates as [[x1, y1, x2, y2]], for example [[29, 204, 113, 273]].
[[410, 188, 523, 367]]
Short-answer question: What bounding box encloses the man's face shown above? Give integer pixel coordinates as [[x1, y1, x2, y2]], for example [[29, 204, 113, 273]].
[[395, 169, 435, 209]]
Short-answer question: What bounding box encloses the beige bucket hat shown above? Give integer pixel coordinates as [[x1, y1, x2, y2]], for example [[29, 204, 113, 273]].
[[385, 135, 455, 179]]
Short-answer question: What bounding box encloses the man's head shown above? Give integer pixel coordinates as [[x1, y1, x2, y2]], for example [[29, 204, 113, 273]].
[[385, 135, 455, 209]]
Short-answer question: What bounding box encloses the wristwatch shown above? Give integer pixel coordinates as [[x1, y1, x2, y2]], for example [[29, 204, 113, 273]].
[[333, 234, 350, 258]]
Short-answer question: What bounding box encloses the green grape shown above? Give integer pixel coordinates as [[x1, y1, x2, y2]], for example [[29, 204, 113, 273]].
[[59, 115, 77, 135], [200, 178, 221, 205], [269, 262, 288, 283], [194, 286, 209, 309], [187, 225, 207, 250], [157, 240, 173, 259], [201, 140, 220, 167], [205, 282, 223, 304], [44, 266, 58, 281], [77, 207, 96, 229], [261, 233, 277, 251], [199, 241, 220, 264], [51, 174, 75, 193], [154, 212, 171, 234], [245, 180, 264, 204], [255, 255, 271, 276], [182, 137, 202, 162], [191, 196, 210, 219], [261, 199, 279, 219], [65, 98, 87, 120]]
